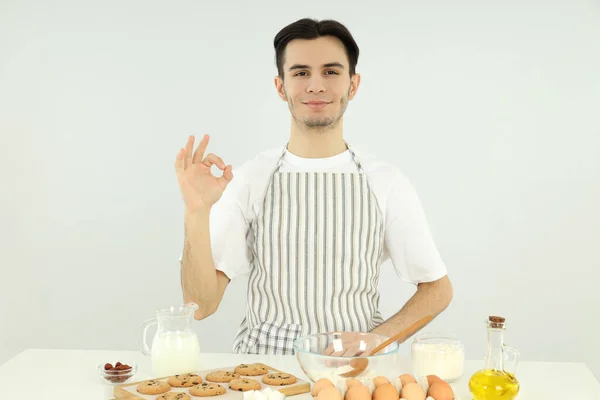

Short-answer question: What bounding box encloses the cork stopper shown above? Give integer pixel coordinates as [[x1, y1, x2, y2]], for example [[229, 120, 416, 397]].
[[488, 316, 505, 328]]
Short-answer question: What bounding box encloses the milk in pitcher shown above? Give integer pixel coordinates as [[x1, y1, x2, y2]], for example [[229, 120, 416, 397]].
[[141, 303, 203, 377], [151, 330, 201, 376]]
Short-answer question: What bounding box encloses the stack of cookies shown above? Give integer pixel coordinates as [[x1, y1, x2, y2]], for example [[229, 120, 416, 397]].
[[133, 363, 299, 399]]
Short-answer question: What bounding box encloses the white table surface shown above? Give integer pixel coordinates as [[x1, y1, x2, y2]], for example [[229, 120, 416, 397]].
[[1, 349, 599, 399]]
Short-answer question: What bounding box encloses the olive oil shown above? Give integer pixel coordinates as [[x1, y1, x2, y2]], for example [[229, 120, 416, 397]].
[[469, 369, 520, 400], [469, 316, 520, 400]]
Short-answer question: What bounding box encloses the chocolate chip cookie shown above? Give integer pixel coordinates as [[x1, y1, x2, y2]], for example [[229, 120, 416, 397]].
[[157, 393, 191, 400], [229, 377, 262, 391], [167, 373, 203, 387], [262, 372, 297, 386], [189, 382, 227, 397], [234, 363, 268, 376], [206, 370, 240, 383], [137, 379, 171, 395]]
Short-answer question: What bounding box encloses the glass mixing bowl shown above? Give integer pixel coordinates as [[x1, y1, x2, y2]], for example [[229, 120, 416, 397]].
[[293, 332, 402, 382]]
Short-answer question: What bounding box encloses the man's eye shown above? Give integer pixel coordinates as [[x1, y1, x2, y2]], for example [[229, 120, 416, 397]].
[[325, 70, 338, 75], [295, 71, 308, 76]]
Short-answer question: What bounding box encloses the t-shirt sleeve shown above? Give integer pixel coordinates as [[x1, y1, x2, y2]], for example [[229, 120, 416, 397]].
[[382, 173, 447, 284], [178, 168, 252, 281]]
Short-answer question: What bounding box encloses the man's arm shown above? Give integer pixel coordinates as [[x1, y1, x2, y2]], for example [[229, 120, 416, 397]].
[[180, 208, 230, 320], [370, 275, 453, 339]]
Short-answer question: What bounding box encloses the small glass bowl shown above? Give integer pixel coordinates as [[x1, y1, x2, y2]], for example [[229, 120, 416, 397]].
[[97, 362, 138, 385]]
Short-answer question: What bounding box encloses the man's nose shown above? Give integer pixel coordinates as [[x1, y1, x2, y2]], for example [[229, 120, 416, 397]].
[[306, 75, 326, 93]]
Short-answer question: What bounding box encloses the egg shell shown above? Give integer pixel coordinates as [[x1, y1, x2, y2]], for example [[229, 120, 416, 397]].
[[317, 386, 343, 400], [426, 375, 443, 387], [400, 382, 426, 400], [356, 377, 375, 395], [390, 376, 403, 393], [373, 383, 399, 400], [399, 374, 416, 386], [312, 378, 335, 397], [334, 378, 348, 399], [373, 376, 390, 387], [345, 379, 363, 389], [344, 383, 371, 400], [427, 381, 454, 400], [415, 375, 430, 394]]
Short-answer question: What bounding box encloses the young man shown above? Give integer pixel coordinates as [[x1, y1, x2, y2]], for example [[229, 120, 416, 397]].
[[175, 18, 453, 355]]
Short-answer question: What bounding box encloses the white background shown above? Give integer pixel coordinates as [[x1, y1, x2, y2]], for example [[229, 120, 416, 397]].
[[1, 0, 599, 381]]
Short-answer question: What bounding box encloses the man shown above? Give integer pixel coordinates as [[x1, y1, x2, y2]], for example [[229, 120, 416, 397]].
[[175, 18, 453, 355]]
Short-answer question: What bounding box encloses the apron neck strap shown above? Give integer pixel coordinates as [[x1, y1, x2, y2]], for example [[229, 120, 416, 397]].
[[274, 141, 364, 174]]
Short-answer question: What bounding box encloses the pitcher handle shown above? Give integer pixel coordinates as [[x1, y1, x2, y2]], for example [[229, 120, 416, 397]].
[[503, 345, 520, 376], [141, 318, 157, 356]]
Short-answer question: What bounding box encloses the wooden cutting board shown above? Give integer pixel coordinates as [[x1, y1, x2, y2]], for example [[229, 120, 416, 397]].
[[112, 363, 310, 399]]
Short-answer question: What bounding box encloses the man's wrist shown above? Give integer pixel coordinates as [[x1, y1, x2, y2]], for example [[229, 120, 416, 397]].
[[370, 323, 396, 338], [184, 206, 211, 221]]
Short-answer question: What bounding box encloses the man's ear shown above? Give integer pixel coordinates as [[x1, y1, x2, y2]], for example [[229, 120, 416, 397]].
[[348, 73, 361, 100], [274, 75, 287, 101]]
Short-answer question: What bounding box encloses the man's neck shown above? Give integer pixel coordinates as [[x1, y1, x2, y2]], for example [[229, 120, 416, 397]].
[[287, 120, 347, 158]]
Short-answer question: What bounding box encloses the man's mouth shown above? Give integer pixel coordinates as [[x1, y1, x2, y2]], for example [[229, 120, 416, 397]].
[[303, 101, 331, 110]]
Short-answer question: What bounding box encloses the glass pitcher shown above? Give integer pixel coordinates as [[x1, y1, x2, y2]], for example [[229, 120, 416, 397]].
[[141, 303, 201, 377], [469, 316, 520, 400]]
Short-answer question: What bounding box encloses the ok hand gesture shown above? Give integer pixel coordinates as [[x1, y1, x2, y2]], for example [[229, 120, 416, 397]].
[[175, 134, 233, 213]]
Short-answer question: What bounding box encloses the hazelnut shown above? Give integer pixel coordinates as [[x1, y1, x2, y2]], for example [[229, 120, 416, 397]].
[[104, 363, 113, 370]]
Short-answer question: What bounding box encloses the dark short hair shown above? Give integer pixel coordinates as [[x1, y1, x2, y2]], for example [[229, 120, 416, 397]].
[[273, 18, 360, 78]]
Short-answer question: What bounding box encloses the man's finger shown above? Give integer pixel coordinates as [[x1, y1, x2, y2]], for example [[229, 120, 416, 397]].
[[202, 153, 225, 169], [342, 345, 363, 357], [218, 165, 234, 185], [323, 344, 335, 356], [330, 349, 346, 357], [193, 134, 210, 164], [174, 148, 185, 173], [185, 136, 195, 169], [322, 343, 335, 367]]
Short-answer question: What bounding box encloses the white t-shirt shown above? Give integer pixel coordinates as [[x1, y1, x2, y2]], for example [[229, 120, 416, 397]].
[[190, 146, 447, 285]]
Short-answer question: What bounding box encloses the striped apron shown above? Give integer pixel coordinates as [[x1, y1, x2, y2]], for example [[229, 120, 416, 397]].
[[232, 143, 386, 355]]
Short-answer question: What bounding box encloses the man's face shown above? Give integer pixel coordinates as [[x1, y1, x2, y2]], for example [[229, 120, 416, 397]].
[[275, 36, 360, 130]]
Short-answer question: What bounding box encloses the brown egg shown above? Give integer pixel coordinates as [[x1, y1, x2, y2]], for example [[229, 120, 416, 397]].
[[428, 381, 454, 400], [373, 383, 399, 400], [426, 375, 443, 386], [399, 373, 417, 387], [312, 378, 335, 397], [373, 376, 390, 387], [344, 383, 371, 400], [345, 378, 362, 389], [317, 386, 343, 400], [400, 382, 426, 400]]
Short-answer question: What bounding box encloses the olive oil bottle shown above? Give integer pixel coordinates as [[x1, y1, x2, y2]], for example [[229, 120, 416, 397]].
[[469, 316, 520, 400]]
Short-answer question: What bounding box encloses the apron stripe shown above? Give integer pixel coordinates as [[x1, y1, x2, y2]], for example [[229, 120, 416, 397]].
[[358, 174, 368, 330], [258, 183, 267, 325], [313, 173, 320, 333], [293, 173, 302, 330], [331, 174, 344, 330], [300, 174, 315, 332], [264, 179, 273, 323], [323, 173, 332, 333], [299, 173, 307, 333], [284, 173, 293, 324], [366, 186, 377, 323], [274, 173, 284, 325], [342, 173, 350, 330], [357, 174, 367, 329], [349, 173, 359, 330]]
